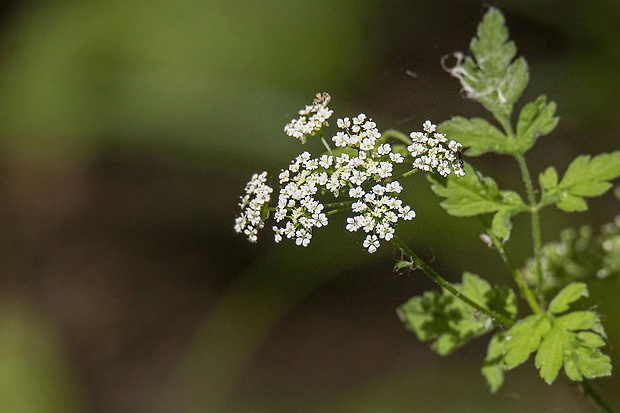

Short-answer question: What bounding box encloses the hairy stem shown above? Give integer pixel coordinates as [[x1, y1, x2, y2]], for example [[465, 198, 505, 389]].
[[580, 378, 615, 413], [392, 235, 514, 328], [515, 154, 546, 310]]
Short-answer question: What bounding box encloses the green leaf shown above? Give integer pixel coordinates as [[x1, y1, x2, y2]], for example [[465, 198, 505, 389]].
[[484, 284, 518, 321], [556, 194, 588, 212], [470, 9, 516, 74], [482, 333, 506, 393], [503, 314, 551, 369], [515, 95, 559, 154], [437, 117, 510, 156], [556, 311, 604, 335], [397, 273, 516, 356], [535, 310, 611, 384], [548, 282, 588, 314], [490, 209, 512, 241], [429, 163, 526, 217], [545, 152, 620, 211], [534, 324, 566, 384], [428, 163, 500, 216], [539, 166, 558, 191], [430, 163, 527, 241], [446, 8, 529, 122], [561, 153, 620, 192], [495, 282, 611, 385], [564, 337, 612, 381]]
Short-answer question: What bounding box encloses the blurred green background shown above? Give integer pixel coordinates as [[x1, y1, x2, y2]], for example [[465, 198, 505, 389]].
[[0, 0, 618, 412]]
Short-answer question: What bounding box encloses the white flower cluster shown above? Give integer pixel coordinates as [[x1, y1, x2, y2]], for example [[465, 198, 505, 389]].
[[330, 115, 415, 252], [268, 113, 417, 253], [234, 172, 273, 243], [407, 120, 465, 177], [284, 92, 333, 143], [272, 152, 329, 247], [234, 94, 467, 253]]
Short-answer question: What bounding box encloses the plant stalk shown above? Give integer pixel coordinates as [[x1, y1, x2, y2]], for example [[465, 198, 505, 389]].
[[392, 235, 514, 328], [580, 378, 615, 413], [484, 229, 542, 314], [515, 154, 546, 310]]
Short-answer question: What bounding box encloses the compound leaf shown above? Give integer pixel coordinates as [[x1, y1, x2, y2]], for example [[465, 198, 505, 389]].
[[543, 152, 620, 211], [503, 314, 551, 369], [535, 310, 611, 384], [437, 117, 510, 156], [430, 163, 527, 241], [397, 273, 516, 356], [446, 8, 529, 123]]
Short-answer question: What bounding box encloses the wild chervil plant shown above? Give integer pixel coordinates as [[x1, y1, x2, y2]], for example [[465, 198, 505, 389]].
[[234, 8, 619, 411]]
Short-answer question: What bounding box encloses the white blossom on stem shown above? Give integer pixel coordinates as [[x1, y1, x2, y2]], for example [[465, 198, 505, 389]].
[[407, 121, 465, 177], [236, 98, 466, 254], [234, 172, 273, 243], [284, 93, 333, 143]]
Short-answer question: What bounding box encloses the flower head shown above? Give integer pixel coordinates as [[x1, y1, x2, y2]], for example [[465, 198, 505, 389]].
[[271, 152, 329, 247], [284, 93, 333, 143], [407, 121, 465, 177], [236, 99, 465, 253], [234, 172, 273, 242]]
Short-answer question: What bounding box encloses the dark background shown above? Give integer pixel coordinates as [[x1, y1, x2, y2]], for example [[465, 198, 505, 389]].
[[0, 0, 618, 412]]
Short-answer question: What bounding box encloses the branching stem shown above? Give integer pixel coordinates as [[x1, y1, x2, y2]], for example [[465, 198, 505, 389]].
[[392, 235, 514, 328], [515, 154, 546, 310]]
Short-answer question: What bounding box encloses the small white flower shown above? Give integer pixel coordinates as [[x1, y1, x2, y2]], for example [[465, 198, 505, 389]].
[[349, 186, 365, 198], [372, 185, 385, 196], [385, 181, 403, 193], [399, 205, 416, 220], [377, 143, 391, 155], [363, 234, 380, 253], [423, 120, 436, 133], [389, 152, 404, 163], [319, 154, 333, 169], [337, 117, 351, 128], [346, 217, 360, 232], [352, 201, 367, 212], [296, 229, 312, 247], [448, 140, 462, 152]]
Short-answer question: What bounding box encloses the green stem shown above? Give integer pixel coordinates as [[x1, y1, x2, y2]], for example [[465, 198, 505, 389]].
[[580, 378, 614, 413], [515, 154, 546, 310], [324, 200, 354, 209], [479, 220, 541, 314], [392, 235, 514, 328], [324, 200, 354, 216], [391, 168, 418, 183]]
